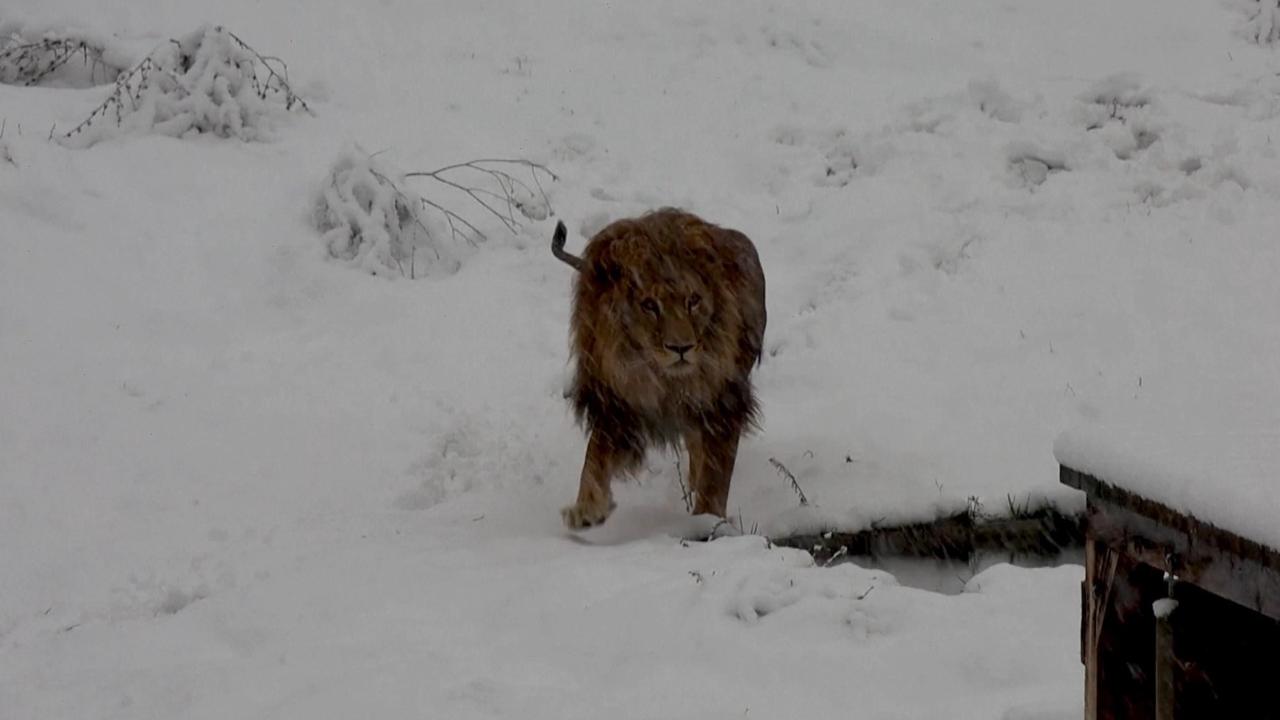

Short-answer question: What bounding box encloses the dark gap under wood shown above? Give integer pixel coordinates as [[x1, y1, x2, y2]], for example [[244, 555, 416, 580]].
[[770, 505, 1084, 564]]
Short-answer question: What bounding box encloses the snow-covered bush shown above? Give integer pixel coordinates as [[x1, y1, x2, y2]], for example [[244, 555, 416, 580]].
[[59, 25, 310, 148], [313, 145, 555, 279], [0, 26, 127, 87], [314, 145, 461, 278]]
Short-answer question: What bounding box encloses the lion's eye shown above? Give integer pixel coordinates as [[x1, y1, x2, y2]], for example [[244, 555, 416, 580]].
[[688, 293, 702, 310], [641, 298, 660, 316]]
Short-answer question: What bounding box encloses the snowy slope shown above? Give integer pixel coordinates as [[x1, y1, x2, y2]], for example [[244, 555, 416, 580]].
[[3, 0, 1279, 716]]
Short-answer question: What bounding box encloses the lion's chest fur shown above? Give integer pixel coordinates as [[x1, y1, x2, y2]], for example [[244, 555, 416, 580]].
[[571, 364, 757, 452]]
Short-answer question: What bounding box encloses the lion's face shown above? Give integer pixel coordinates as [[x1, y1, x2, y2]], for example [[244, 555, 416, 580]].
[[629, 273, 714, 378], [570, 210, 765, 420]]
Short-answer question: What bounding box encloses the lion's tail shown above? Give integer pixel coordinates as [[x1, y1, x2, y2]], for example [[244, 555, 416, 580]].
[[551, 221, 585, 272]]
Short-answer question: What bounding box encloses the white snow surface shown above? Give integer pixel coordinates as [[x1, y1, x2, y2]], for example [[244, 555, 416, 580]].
[[1056, 425, 1280, 552], [4, 0, 1280, 715]]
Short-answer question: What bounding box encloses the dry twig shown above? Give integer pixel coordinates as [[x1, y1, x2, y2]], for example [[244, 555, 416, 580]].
[[675, 448, 694, 513], [0, 36, 119, 87], [404, 159, 556, 244], [768, 457, 810, 506]]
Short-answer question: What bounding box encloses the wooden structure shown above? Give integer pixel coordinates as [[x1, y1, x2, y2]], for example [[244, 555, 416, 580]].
[[1062, 466, 1280, 719]]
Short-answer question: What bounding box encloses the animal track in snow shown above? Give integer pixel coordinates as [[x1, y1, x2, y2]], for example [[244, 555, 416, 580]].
[[769, 124, 866, 188], [723, 565, 887, 628], [1006, 142, 1068, 187], [749, 22, 835, 69], [1076, 73, 1164, 160]]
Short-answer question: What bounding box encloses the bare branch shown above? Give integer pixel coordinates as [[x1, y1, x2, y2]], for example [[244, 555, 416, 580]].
[[420, 196, 487, 246], [768, 457, 810, 506], [224, 28, 312, 115], [0, 36, 120, 87], [822, 545, 849, 567], [403, 158, 556, 241]]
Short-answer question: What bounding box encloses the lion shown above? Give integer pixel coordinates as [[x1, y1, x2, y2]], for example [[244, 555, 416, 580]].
[[550, 208, 767, 529]]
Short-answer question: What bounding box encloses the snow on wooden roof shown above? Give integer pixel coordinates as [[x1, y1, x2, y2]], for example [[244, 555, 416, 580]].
[[1055, 425, 1280, 554]]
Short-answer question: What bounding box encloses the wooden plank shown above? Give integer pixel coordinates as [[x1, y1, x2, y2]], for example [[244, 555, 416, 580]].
[[1093, 549, 1161, 719], [1153, 598, 1177, 720], [1083, 539, 1120, 720], [1083, 542, 1095, 720], [1087, 498, 1280, 621], [1064, 467, 1280, 621]]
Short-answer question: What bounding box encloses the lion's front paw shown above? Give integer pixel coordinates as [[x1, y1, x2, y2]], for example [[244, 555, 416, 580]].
[[561, 499, 616, 530]]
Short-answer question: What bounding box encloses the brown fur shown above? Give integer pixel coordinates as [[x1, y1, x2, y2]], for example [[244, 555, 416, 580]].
[[553, 209, 766, 529]]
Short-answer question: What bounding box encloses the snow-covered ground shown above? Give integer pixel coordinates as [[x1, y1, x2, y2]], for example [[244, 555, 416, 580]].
[[4, 0, 1279, 716]]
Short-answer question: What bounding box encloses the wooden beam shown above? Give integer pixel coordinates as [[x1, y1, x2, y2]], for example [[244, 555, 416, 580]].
[[1084, 539, 1118, 720], [1064, 467, 1280, 621], [1154, 597, 1177, 720]]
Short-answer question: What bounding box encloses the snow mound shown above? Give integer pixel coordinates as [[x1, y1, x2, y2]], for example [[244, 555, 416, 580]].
[[313, 144, 463, 278], [969, 77, 1025, 123], [314, 148, 556, 278], [59, 25, 310, 148]]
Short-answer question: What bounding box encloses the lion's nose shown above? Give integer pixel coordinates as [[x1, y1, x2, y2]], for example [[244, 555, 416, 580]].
[[665, 343, 694, 357]]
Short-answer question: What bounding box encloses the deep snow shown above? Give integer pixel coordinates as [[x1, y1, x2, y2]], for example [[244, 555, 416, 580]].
[[3, 0, 1279, 716]]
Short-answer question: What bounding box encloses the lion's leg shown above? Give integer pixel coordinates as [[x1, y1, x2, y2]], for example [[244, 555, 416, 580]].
[[683, 429, 706, 513], [562, 428, 628, 529], [688, 426, 741, 518]]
